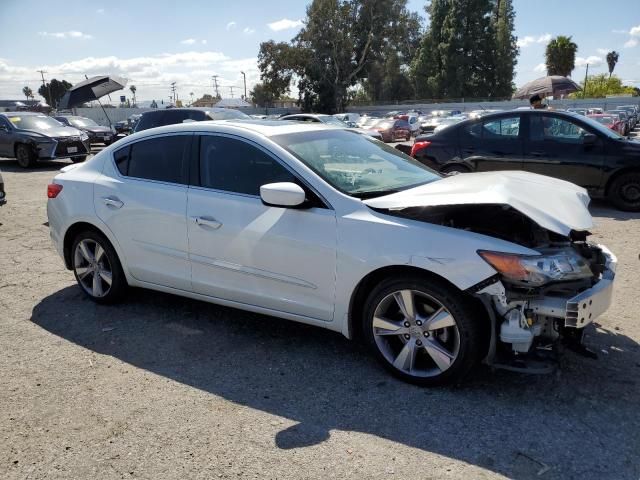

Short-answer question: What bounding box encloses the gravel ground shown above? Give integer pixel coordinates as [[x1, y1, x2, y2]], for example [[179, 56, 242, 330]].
[[0, 147, 639, 480]]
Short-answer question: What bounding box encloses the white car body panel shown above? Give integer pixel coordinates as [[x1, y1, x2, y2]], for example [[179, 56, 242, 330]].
[[364, 170, 593, 236], [47, 121, 600, 342]]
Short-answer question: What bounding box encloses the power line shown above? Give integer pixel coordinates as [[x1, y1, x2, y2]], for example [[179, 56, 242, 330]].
[[36, 69, 52, 105]]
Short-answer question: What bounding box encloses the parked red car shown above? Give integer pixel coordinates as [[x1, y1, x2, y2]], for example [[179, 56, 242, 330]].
[[588, 114, 625, 135], [373, 119, 412, 142]]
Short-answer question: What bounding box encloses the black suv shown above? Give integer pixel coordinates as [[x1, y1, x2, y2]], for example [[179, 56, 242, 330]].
[[133, 108, 250, 133]]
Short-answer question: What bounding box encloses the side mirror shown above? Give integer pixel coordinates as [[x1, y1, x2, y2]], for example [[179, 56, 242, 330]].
[[583, 133, 597, 145], [260, 182, 306, 208]]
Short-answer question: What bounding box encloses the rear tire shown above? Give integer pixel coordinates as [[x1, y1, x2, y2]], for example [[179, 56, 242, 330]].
[[608, 172, 640, 211], [441, 164, 470, 174], [362, 275, 483, 386], [15, 144, 36, 168], [71, 230, 127, 304]]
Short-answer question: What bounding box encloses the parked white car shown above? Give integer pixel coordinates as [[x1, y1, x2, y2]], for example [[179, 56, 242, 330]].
[[47, 121, 616, 385]]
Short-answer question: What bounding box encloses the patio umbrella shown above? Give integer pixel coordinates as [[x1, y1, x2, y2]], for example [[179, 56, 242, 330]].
[[512, 76, 580, 100], [58, 75, 128, 109]]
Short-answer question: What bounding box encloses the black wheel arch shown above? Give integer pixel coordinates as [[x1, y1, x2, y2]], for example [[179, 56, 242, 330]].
[[63, 222, 115, 270], [604, 167, 640, 196]]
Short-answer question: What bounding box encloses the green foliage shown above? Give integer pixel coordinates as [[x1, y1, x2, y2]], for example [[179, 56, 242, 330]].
[[37, 79, 72, 107], [129, 85, 137, 105], [22, 86, 33, 100], [249, 82, 276, 107], [258, 0, 421, 113], [606, 51, 619, 78], [568, 74, 637, 98], [545, 36, 577, 77], [411, 0, 517, 99]]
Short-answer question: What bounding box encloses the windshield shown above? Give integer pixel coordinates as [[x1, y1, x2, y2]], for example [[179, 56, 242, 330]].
[[272, 129, 441, 197], [206, 109, 250, 120], [322, 116, 347, 126], [69, 117, 98, 127], [6, 115, 62, 131], [590, 116, 614, 125]]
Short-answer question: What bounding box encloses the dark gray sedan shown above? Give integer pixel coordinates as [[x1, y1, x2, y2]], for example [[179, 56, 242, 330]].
[[0, 112, 90, 168], [55, 115, 114, 145]]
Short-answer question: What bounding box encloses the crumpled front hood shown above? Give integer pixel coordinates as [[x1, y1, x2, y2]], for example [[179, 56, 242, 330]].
[[364, 171, 593, 236]]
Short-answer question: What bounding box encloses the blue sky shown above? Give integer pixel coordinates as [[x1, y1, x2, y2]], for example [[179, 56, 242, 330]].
[[0, 0, 639, 102]]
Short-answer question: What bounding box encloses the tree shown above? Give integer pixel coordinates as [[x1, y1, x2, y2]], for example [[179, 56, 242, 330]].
[[129, 85, 137, 106], [258, 0, 423, 112], [568, 74, 636, 98], [491, 0, 519, 97], [37, 79, 72, 107], [411, 0, 501, 99], [249, 82, 277, 107], [606, 51, 619, 78], [22, 86, 33, 101], [545, 35, 577, 77]]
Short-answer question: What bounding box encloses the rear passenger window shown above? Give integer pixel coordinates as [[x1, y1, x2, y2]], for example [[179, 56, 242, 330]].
[[117, 136, 189, 184], [483, 116, 520, 137], [199, 136, 296, 196]]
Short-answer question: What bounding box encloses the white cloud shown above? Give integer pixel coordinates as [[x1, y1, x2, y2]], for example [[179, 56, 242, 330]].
[[38, 31, 93, 40], [533, 63, 546, 73], [243, 27, 255, 35], [517, 33, 552, 48], [97, 8, 105, 14], [201, 40, 207, 45], [268, 18, 303, 31], [575, 56, 604, 68], [612, 29, 628, 34], [226, 21, 236, 31], [624, 38, 639, 48], [630, 25, 640, 36], [597, 48, 610, 55], [180, 38, 196, 45]]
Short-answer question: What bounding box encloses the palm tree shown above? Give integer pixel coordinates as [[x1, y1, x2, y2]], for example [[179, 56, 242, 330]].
[[22, 86, 33, 102], [190, 92, 194, 105], [129, 85, 137, 106], [606, 51, 619, 79], [545, 36, 578, 77]]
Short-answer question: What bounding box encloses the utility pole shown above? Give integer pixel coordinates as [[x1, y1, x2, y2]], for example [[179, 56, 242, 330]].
[[583, 64, 589, 99], [170, 82, 177, 104], [229, 86, 235, 98], [37, 69, 52, 106], [211, 75, 219, 98], [240, 71, 247, 100]]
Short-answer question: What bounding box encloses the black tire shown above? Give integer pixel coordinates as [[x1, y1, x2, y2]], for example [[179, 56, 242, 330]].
[[15, 144, 36, 168], [72, 155, 87, 163], [441, 164, 470, 174], [362, 275, 483, 386], [608, 172, 640, 211], [71, 230, 127, 304]]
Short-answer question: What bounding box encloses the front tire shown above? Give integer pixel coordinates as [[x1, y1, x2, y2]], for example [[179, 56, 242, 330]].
[[15, 144, 36, 168], [362, 275, 483, 386], [71, 230, 127, 304], [608, 172, 640, 211]]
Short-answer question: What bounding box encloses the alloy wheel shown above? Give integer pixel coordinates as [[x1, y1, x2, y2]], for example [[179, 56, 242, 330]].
[[73, 239, 113, 298], [372, 289, 460, 377]]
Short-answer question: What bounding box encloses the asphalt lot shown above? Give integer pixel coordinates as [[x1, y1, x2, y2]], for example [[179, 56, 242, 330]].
[[0, 141, 639, 480]]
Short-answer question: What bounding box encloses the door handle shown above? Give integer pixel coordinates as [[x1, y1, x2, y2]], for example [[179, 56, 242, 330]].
[[193, 216, 222, 230], [102, 196, 124, 209]]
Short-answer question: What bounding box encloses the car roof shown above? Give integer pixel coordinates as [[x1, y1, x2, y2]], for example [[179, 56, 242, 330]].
[[1, 111, 46, 117], [140, 107, 240, 116]]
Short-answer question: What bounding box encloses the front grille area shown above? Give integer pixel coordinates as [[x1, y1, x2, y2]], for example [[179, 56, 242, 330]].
[[54, 137, 88, 156]]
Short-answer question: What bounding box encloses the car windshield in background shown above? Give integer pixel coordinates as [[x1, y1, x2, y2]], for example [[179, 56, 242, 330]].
[[377, 120, 395, 128], [7, 115, 62, 131], [591, 116, 615, 126], [272, 129, 441, 198], [205, 109, 250, 120], [69, 117, 99, 127], [322, 116, 347, 126]]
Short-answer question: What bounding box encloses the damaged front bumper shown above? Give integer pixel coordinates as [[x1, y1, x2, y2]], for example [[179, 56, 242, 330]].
[[475, 244, 616, 370]]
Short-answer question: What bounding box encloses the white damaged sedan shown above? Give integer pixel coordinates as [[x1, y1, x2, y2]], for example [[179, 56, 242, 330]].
[[47, 121, 616, 385]]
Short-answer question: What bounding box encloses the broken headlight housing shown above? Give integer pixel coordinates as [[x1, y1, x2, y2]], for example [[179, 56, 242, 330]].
[[478, 249, 593, 286]]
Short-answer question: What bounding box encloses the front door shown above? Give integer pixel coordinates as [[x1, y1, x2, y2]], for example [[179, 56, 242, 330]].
[[522, 113, 605, 190], [0, 117, 14, 156], [94, 133, 192, 290], [187, 134, 337, 321], [459, 115, 524, 172]]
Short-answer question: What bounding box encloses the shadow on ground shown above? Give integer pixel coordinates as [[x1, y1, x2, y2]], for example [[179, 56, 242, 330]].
[[32, 286, 640, 480]]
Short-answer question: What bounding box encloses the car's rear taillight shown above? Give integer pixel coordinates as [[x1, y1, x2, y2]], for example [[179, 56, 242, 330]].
[[47, 184, 63, 198], [410, 141, 432, 157]]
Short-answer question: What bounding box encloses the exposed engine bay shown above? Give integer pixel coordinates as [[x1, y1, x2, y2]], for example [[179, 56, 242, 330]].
[[377, 203, 617, 373]]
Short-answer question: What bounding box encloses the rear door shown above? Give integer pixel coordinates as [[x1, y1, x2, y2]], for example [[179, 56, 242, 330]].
[[522, 112, 605, 189], [187, 133, 337, 321], [458, 114, 524, 171], [94, 133, 192, 290]]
